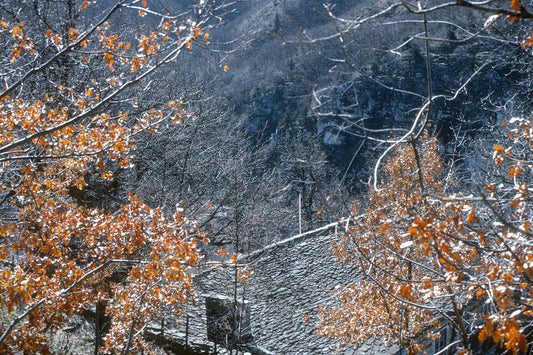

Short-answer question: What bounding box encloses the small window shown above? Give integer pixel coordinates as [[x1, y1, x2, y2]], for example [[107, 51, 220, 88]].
[[205, 297, 253, 349], [435, 325, 450, 354]]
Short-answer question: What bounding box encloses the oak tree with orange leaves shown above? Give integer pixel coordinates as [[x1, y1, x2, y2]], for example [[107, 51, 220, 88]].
[[0, 0, 229, 353], [320, 124, 533, 354], [313, 1, 533, 354], [319, 136, 470, 354]]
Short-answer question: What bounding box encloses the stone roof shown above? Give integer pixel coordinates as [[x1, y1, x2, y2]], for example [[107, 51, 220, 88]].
[[148, 223, 399, 355]]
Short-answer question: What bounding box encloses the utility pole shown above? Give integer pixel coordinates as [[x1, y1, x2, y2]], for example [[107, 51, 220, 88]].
[[298, 193, 302, 235]]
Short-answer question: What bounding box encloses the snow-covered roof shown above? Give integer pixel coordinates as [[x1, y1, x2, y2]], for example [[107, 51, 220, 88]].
[[149, 223, 399, 355]]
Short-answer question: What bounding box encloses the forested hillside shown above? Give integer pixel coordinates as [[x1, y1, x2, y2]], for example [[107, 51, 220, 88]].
[[1, 0, 533, 354]]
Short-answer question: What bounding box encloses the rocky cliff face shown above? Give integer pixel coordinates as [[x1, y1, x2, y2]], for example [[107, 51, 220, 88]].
[[244, 93, 280, 138], [259, 39, 532, 180]]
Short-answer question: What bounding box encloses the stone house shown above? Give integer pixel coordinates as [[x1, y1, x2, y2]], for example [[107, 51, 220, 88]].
[[147, 222, 401, 354]]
